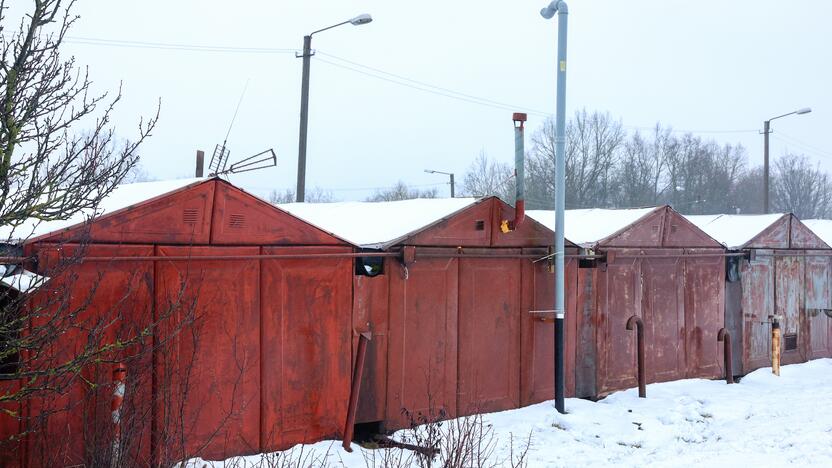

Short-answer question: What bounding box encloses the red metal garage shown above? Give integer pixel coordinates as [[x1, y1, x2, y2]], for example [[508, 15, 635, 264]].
[[532, 206, 727, 398], [284, 196, 577, 432], [689, 213, 832, 374], [2, 177, 355, 465]]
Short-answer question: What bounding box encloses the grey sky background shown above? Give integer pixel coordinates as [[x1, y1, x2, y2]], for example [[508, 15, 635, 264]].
[[17, 0, 830, 201]]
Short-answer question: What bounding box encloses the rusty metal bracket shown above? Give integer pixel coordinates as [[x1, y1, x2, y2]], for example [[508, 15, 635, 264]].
[[717, 328, 734, 384], [343, 331, 372, 452], [529, 310, 556, 323], [626, 315, 646, 398]]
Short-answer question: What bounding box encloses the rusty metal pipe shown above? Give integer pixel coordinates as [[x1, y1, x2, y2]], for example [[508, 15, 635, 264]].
[[626, 315, 646, 398], [512, 112, 527, 229], [717, 328, 734, 384], [342, 331, 371, 452]]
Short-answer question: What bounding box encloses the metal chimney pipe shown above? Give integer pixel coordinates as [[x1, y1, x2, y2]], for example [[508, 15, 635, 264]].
[[195, 150, 205, 177], [513, 112, 527, 228]]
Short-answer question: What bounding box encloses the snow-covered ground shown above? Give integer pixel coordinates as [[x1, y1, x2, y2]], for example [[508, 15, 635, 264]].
[[184, 359, 832, 467]]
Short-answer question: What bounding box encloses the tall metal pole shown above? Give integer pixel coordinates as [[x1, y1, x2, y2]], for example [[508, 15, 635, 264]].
[[449, 173, 455, 198], [763, 119, 770, 214], [541, 0, 568, 415], [296, 35, 313, 202]]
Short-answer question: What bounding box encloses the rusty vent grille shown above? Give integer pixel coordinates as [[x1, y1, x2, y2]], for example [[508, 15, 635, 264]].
[[784, 333, 798, 351], [229, 214, 246, 229], [475, 220, 485, 231], [183, 208, 199, 224]]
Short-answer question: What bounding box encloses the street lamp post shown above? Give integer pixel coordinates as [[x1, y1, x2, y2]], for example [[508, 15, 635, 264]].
[[540, 0, 568, 415], [424, 169, 455, 197], [296, 14, 373, 202], [762, 107, 811, 213]]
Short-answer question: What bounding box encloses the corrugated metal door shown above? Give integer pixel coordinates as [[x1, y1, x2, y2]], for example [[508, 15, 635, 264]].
[[775, 253, 807, 364], [642, 254, 685, 383], [386, 257, 458, 431], [260, 246, 352, 452], [684, 251, 724, 379], [805, 255, 831, 359], [597, 253, 640, 395], [457, 254, 520, 416], [353, 272, 389, 424], [743, 250, 774, 372], [155, 246, 260, 461]]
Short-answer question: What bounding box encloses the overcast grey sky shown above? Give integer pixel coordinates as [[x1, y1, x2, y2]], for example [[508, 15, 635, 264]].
[[20, 0, 831, 200]]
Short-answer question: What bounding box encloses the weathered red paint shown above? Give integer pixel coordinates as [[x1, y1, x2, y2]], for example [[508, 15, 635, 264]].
[[10, 179, 355, 465], [352, 274, 389, 424], [260, 246, 352, 452], [731, 215, 831, 374], [576, 207, 727, 398]]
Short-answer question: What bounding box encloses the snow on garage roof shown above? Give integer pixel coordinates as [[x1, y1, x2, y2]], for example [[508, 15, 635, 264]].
[[0, 177, 205, 242], [279, 197, 478, 248], [685, 213, 786, 249], [804, 219, 832, 247], [527, 207, 658, 247]]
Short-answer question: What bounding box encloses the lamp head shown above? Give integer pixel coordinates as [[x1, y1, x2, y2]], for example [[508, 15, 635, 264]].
[[796, 107, 812, 115], [540, 1, 559, 19], [350, 14, 373, 26]]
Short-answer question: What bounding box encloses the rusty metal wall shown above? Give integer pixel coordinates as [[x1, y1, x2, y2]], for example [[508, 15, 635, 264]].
[[457, 252, 521, 416], [353, 274, 390, 424], [385, 256, 459, 431], [775, 253, 808, 365], [520, 250, 577, 405], [740, 251, 775, 372], [19, 244, 154, 468], [154, 246, 261, 461], [683, 250, 725, 379], [806, 255, 832, 359], [260, 246, 353, 452]]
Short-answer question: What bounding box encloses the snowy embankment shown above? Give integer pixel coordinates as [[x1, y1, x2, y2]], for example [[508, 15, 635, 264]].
[[184, 359, 832, 467]]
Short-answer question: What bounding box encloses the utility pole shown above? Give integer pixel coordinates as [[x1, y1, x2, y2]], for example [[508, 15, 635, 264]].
[[541, 0, 569, 415], [424, 169, 455, 197], [761, 107, 811, 213], [295, 14, 373, 203]]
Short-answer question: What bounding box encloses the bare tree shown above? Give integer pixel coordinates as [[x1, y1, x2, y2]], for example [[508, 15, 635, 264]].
[[268, 187, 335, 204], [772, 153, 832, 219], [616, 124, 672, 208], [366, 181, 438, 202], [460, 151, 514, 201], [526, 109, 624, 209], [0, 1, 159, 463]]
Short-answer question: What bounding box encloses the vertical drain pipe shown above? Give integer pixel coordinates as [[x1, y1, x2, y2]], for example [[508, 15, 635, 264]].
[[717, 328, 734, 384], [626, 316, 646, 398], [343, 332, 372, 452]]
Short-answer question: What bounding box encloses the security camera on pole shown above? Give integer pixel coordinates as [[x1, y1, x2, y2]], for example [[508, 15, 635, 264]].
[[540, 0, 569, 415]]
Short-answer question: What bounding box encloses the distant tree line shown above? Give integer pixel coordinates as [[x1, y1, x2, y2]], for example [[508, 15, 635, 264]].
[[463, 109, 832, 219]]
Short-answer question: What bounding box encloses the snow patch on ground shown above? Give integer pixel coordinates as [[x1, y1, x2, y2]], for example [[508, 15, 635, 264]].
[[182, 359, 832, 467]]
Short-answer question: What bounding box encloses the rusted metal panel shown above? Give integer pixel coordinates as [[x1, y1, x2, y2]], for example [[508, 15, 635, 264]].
[[790, 216, 830, 249], [260, 246, 352, 452], [742, 250, 775, 372], [775, 252, 808, 365], [574, 266, 598, 398], [683, 250, 725, 379], [385, 257, 458, 431], [402, 200, 492, 247], [211, 181, 347, 246], [600, 208, 665, 248], [22, 244, 154, 467], [491, 199, 568, 247], [520, 249, 577, 405], [596, 252, 640, 395], [352, 273, 389, 424], [457, 252, 521, 415], [641, 253, 686, 383], [155, 246, 260, 461], [724, 279, 744, 374], [33, 180, 215, 245], [744, 215, 790, 249], [806, 255, 832, 359], [661, 209, 724, 248]]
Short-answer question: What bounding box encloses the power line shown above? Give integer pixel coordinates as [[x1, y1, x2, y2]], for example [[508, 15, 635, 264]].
[[772, 132, 832, 159], [64, 36, 298, 54]]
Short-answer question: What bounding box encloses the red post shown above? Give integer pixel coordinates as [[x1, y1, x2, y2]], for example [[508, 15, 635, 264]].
[[626, 316, 646, 398], [343, 332, 372, 452]]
